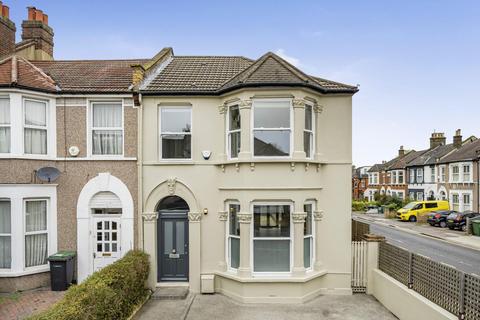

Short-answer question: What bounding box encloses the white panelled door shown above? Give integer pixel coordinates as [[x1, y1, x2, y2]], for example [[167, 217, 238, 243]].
[[93, 216, 121, 272]]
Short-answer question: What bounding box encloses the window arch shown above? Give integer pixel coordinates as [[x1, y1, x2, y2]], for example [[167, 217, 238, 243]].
[[157, 196, 189, 211]]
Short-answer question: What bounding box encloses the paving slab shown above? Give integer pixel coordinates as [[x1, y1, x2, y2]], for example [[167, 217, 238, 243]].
[[0, 287, 64, 320]]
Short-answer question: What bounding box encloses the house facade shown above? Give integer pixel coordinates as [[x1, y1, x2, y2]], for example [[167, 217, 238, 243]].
[[135, 48, 358, 302], [0, 6, 139, 292], [352, 166, 370, 200]]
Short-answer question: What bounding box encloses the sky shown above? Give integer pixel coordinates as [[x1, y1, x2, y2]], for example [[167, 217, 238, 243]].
[[7, 0, 480, 166]]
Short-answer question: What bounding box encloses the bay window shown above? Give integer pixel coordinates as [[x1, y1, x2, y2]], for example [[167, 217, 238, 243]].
[[409, 169, 415, 183], [24, 200, 48, 267], [91, 102, 123, 155], [24, 99, 47, 155], [430, 166, 435, 182], [253, 204, 291, 272], [416, 169, 423, 183], [452, 194, 459, 211], [451, 165, 459, 182], [304, 105, 314, 158], [440, 166, 446, 182], [304, 203, 313, 269], [159, 107, 191, 159], [227, 105, 241, 159], [398, 171, 404, 184], [253, 100, 291, 157], [463, 165, 471, 182], [0, 98, 10, 153], [227, 203, 240, 269], [0, 200, 11, 269], [463, 194, 471, 211]]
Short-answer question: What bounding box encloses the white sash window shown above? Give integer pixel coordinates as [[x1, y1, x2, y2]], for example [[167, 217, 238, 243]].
[[0, 98, 10, 153], [24, 99, 47, 155], [227, 105, 241, 159], [0, 200, 11, 269], [91, 102, 124, 155]]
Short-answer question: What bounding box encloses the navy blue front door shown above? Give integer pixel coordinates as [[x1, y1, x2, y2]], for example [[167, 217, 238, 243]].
[[158, 211, 189, 281]]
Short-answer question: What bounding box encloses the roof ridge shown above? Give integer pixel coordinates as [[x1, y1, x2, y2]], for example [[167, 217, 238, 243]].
[[267, 52, 311, 82], [217, 52, 269, 88], [32, 59, 149, 63]]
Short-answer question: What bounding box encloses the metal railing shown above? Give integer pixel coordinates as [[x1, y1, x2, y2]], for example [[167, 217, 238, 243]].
[[379, 242, 480, 320], [352, 241, 368, 293]]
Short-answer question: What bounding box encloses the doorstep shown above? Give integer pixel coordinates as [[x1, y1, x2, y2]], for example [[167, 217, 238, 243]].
[[151, 286, 189, 300]]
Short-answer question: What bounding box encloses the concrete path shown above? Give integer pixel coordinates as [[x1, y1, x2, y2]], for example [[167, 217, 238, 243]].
[[136, 293, 396, 320]]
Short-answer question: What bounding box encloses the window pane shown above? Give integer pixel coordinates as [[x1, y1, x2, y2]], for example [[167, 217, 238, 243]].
[[25, 234, 47, 267], [229, 132, 240, 158], [162, 134, 191, 158], [93, 104, 122, 128], [229, 237, 240, 269], [0, 127, 10, 153], [161, 108, 191, 133], [0, 236, 11, 268], [304, 131, 312, 158], [0, 98, 10, 124], [229, 204, 240, 236], [25, 200, 47, 232], [176, 221, 184, 254], [24, 128, 47, 154], [304, 237, 311, 268], [253, 101, 290, 128], [0, 201, 11, 233], [304, 204, 312, 236], [164, 221, 173, 254], [305, 105, 313, 130], [229, 105, 240, 130], [25, 100, 46, 126], [253, 131, 290, 156], [92, 130, 123, 155], [254, 205, 290, 237], [253, 240, 290, 272]]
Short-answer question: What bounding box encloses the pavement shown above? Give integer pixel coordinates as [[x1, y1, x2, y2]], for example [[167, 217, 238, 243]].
[[0, 287, 64, 320], [353, 213, 480, 275], [135, 293, 396, 320]]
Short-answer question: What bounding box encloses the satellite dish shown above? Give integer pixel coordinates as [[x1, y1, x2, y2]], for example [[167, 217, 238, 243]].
[[36, 167, 61, 183]]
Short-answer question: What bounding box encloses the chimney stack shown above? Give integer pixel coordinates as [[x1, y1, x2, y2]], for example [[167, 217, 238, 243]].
[[430, 132, 446, 149], [453, 129, 462, 148], [21, 7, 54, 60], [0, 1, 16, 58], [398, 145, 405, 157]]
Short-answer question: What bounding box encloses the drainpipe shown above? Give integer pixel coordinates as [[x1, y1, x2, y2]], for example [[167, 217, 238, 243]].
[[137, 93, 144, 250], [477, 156, 480, 212]]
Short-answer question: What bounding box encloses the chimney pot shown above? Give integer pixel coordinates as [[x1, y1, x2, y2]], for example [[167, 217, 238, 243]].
[[34, 9, 43, 22], [42, 14, 48, 25], [1, 5, 9, 19], [27, 7, 36, 20]]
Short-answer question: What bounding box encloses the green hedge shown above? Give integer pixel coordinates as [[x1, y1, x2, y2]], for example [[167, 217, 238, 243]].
[[29, 250, 150, 320]]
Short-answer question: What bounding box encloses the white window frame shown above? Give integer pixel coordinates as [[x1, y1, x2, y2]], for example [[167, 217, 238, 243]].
[[251, 201, 293, 275], [226, 105, 241, 160], [303, 201, 315, 271], [24, 198, 49, 269], [398, 171, 404, 184], [158, 106, 192, 161], [226, 201, 240, 271], [430, 166, 435, 183], [0, 97, 10, 154], [463, 193, 472, 211], [440, 165, 446, 182], [304, 104, 315, 159], [417, 192, 424, 201], [0, 185, 57, 277], [451, 165, 460, 182], [88, 100, 125, 158], [23, 97, 48, 155], [409, 169, 415, 183], [416, 168, 423, 184], [0, 199, 11, 270], [391, 171, 397, 185], [463, 164, 471, 183], [251, 99, 293, 159], [451, 193, 460, 211]]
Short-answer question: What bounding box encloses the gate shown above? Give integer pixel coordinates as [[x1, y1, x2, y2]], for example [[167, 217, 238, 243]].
[[351, 241, 368, 293]]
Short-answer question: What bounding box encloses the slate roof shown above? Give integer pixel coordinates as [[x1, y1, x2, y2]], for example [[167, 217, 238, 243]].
[[368, 163, 385, 173], [140, 51, 358, 95], [388, 150, 428, 170], [406, 144, 457, 167], [439, 139, 480, 164]]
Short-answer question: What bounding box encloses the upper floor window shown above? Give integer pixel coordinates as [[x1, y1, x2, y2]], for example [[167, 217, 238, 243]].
[[159, 107, 191, 159], [0, 98, 10, 153], [463, 165, 471, 182], [227, 105, 240, 159], [398, 171, 404, 184], [416, 168, 423, 183], [451, 165, 460, 182], [253, 100, 291, 157], [0, 200, 11, 269], [304, 105, 314, 158], [440, 166, 446, 182], [91, 102, 123, 155], [409, 169, 415, 183], [430, 166, 435, 183], [24, 99, 47, 155]]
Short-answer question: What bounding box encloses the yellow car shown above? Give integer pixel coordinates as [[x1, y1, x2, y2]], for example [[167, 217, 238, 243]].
[[397, 200, 450, 222]]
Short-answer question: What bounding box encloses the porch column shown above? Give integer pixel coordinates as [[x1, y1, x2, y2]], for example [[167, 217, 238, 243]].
[[313, 210, 325, 270], [292, 99, 306, 160], [188, 212, 202, 293], [142, 212, 158, 289], [238, 100, 252, 160], [292, 211, 307, 276], [237, 212, 252, 277], [217, 211, 228, 271]]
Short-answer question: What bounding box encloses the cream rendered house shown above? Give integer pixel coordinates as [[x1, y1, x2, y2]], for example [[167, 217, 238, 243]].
[[135, 48, 358, 302]]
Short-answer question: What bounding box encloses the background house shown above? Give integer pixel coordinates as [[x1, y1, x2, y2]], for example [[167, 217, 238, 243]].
[[352, 166, 370, 200]]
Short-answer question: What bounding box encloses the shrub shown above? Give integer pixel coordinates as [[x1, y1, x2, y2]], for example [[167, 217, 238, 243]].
[[352, 200, 379, 212], [29, 250, 150, 320]]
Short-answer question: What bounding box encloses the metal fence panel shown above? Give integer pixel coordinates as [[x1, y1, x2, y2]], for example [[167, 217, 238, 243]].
[[378, 242, 409, 286], [465, 273, 480, 320], [351, 241, 368, 293]]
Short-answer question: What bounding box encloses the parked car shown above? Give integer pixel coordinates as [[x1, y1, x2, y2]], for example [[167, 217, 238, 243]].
[[427, 210, 457, 228], [397, 200, 450, 222], [446, 211, 480, 231]]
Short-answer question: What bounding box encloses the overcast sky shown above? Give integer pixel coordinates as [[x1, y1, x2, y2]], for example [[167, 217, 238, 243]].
[[8, 0, 480, 166]]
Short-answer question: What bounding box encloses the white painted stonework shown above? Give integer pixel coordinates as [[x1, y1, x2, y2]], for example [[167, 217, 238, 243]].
[[76, 173, 134, 282]]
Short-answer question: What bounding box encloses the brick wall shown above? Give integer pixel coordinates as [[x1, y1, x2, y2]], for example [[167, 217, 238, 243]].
[[0, 15, 15, 57]]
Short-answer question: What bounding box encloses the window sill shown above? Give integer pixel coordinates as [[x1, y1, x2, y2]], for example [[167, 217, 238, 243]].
[[0, 265, 49, 277], [215, 159, 326, 165], [214, 269, 327, 283], [0, 154, 55, 160]]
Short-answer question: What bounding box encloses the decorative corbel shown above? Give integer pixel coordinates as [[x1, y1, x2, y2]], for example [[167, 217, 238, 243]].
[[167, 178, 177, 195], [313, 210, 324, 221], [142, 212, 158, 221], [218, 104, 228, 114], [218, 211, 228, 221], [250, 162, 255, 172], [239, 99, 252, 109], [292, 98, 306, 109]]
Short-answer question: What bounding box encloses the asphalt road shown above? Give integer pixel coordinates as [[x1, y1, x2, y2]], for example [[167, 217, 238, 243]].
[[365, 222, 480, 275]]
